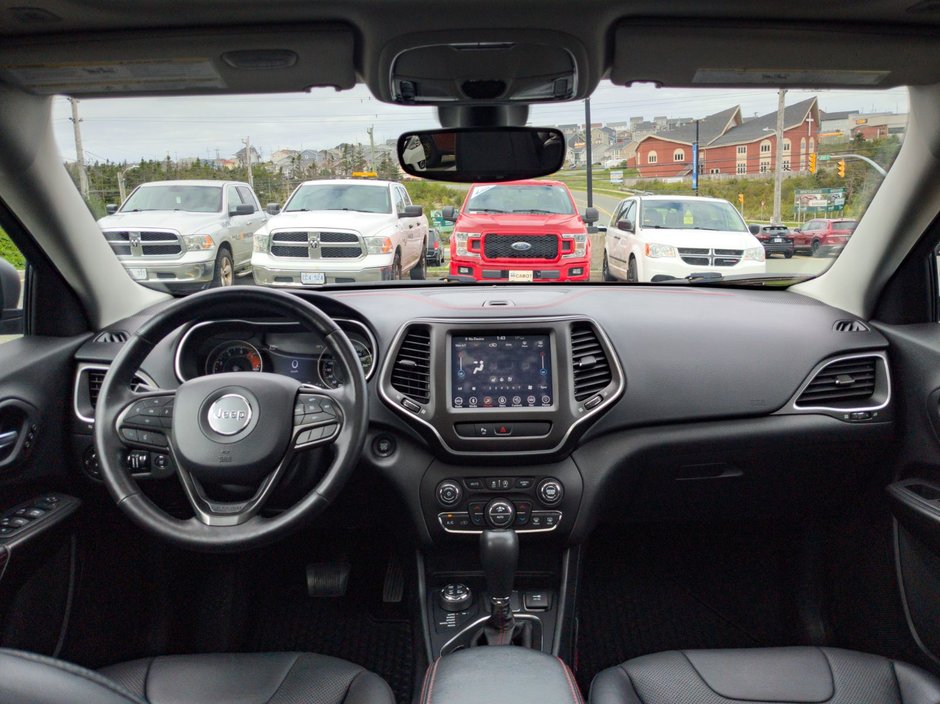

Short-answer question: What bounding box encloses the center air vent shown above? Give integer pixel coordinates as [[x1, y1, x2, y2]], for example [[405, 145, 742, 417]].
[[795, 355, 880, 408], [391, 327, 431, 404], [570, 322, 612, 401]]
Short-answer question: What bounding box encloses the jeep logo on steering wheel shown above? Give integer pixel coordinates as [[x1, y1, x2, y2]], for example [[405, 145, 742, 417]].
[[207, 394, 253, 435]]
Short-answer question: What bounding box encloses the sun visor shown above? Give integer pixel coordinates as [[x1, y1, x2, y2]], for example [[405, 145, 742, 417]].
[[0, 24, 356, 97], [612, 22, 940, 88]]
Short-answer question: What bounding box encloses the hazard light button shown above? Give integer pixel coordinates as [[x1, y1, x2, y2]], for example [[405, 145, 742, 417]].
[[494, 424, 513, 436]]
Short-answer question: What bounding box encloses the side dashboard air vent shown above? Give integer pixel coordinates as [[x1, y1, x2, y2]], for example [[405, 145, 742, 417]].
[[795, 356, 880, 407], [94, 330, 129, 344], [391, 327, 431, 404], [570, 323, 612, 401], [87, 369, 106, 408], [833, 320, 870, 333], [76, 365, 154, 422]]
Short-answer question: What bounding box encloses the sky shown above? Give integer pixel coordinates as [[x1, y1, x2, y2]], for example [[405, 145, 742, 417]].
[[52, 81, 911, 164]]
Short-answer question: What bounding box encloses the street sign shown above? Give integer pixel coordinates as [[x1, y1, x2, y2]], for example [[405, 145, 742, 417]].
[[610, 170, 623, 184], [794, 188, 846, 214], [818, 155, 831, 162], [691, 143, 699, 191]]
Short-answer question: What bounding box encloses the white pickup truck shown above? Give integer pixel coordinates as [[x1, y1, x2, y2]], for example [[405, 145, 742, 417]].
[[98, 180, 267, 291], [251, 179, 428, 286]]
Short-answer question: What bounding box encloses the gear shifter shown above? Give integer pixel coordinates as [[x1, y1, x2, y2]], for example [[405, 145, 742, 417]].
[[480, 528, 518, 632]]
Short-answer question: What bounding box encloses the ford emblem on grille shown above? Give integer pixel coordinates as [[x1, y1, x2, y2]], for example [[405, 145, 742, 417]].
[[207, 394, 253, 436], [511, 241, 533, 252]]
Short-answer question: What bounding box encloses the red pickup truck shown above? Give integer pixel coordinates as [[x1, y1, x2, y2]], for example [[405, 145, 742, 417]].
[[791, 218, 858, 257], [443, 180, 597, 282]]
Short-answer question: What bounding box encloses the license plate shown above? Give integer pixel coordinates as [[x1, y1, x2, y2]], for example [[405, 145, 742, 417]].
[[772, 237, 783, 243], [508, 270, 534, 282], [301, 272, 326, 285], [127, 267, 147, 281]]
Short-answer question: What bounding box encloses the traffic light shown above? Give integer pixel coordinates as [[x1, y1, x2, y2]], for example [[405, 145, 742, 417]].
[[809, 153, 817, 174], [738, 193, 744, 205], [837, 159, 846, 178]]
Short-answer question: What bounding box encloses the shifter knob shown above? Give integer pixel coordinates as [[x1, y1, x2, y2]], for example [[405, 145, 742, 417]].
[[480, 528, 518, 599]]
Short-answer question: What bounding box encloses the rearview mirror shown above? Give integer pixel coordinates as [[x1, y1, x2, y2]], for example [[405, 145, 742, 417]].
[[583, 207, 599, 224], [0, 257, 24, 335], [441, 206, 458, 222], [748, 224, 761, 235], [230, 204, 255, 216], [617, 219, 635, 233], [266, 203, 281, 215], [400, 205, 423, 218], [397, 127, 566, 183], [106, 204, 118, 215]]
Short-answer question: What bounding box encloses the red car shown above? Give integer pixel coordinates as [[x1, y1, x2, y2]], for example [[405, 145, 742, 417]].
[[443, 180, 596, 282], [791, 218, 858, 257]]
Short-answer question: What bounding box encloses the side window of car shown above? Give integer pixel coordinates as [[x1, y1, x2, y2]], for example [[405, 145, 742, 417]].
[[622, 202, 636, 228], [393, 187, 406, 214], [399, 187, 413, 206], [0, 229, 26, 344], [226, 186, 243, 211], [236, 186, 257, 211], [610, 202, 626, 228]]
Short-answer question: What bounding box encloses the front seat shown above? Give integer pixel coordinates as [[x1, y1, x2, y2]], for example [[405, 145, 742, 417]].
[[590, 647, 940, 704], [0, 649, 395, 704]]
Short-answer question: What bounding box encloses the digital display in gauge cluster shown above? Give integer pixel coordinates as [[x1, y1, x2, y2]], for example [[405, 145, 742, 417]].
[[451, 334, 553, 409]]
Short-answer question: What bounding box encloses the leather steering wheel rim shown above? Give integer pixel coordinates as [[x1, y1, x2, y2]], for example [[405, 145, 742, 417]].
[[94, 287, 369, 552]]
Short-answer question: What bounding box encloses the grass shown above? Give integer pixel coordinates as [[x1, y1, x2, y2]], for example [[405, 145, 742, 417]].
[[0, 228, 26, 270]]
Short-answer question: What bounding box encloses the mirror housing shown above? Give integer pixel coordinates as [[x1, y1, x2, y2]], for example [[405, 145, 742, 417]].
[[617, 219, 635, 233], [397, 127, 565, 183], [441, 206, 458, 222], [748, 224, 761, 235], [266, 203, 281, 215], [230, 204, 255, 216], [105, 204, 118, 215], [400, 204, 423, 218], [583, 207, 599, 224], [0, 257, 23, 335]]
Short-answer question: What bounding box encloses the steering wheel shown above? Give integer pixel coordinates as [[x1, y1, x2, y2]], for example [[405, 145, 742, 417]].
[[94, 287, 369, 552]]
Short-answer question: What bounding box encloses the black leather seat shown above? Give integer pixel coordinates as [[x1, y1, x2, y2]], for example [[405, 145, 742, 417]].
[[0, 649, 395, 704], [590, 647, 940, 704]]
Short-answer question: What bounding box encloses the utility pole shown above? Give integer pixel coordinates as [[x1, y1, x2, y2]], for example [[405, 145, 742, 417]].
[[68, 98, 89, 199], [584, 98, 593, 208], [242, 137, 254, 188], [772, 88, 787, 225], [367, 125, 376, 172], [692, 119, 700, 192]]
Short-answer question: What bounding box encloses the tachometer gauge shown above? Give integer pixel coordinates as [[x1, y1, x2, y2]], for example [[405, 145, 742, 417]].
[[317, 339, 374, 388], [206, 341, 264, 375]]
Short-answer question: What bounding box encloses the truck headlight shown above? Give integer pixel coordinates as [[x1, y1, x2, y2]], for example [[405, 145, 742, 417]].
[[365, 236, 393, 255], [453, 231, 480, 257], [253, 233, 270, 253], [562, 234, 588, 259], [183, 234, 215, 252], [743, 247, 766, 262], [644, 243, 677, 258]]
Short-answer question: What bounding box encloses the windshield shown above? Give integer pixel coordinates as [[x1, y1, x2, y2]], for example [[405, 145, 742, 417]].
[[284, 183, 392, 214], [466, 184, 575, 215], [41, 81, 906, 291], [120, 185, 222, 213], [640, 200, 747, 232]]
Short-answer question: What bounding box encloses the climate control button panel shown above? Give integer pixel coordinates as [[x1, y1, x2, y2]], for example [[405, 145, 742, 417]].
[[435, 476, 566, 534]]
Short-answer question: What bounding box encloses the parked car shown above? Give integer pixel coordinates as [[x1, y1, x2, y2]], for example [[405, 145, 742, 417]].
[[97, 180, 266, 290], [791, 218, 858, 257], [426, 228, 445, 266], [603, 195, 765, 282], [444, 180, 596, 282], [252, 179, 428, 286], [749, 224, 795, 258]]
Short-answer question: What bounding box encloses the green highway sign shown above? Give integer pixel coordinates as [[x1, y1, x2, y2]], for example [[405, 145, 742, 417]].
[[818, 155, 831, 161]]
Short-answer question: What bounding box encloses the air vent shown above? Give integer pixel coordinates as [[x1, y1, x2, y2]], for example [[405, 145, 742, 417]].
[[94, 330, 129, 344], [833, 319, 870, 332], [391, 327, 431, 404], [571, 323, 612, 401], [87, 369, 151, 409], [796, 356, 878, 407]]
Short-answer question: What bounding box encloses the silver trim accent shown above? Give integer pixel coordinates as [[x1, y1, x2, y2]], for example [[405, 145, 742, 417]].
[[72, 362, 159, 424], [438, 613, 544, 657], [437, 511, 562, 534], [0, 430, 18, 452], [174, 318, 378, 385], [787, 351, 891, 414], [377, 316, 625, 456], [206, 393, 253, 436], [101, 227, 183, 259]]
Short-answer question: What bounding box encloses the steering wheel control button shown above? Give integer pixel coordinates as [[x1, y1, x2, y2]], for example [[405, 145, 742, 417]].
[[437, 480, 463, 507], [537, 478, 564, 506], [206, 394, 253, 436], [485, 498, 516, 528], [137, 430, 168, 447], [121, 428, 140, 442], [439, 584, 472, 612]]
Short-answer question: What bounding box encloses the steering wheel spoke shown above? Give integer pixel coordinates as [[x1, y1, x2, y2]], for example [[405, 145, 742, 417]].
[[115, 390, 177, 478], [175, 458, 288, 527]]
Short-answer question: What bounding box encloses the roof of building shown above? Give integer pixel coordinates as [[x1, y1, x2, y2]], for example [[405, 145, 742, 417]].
[[820, 110, 856, 121], [709, 98, 818, 147], [645, 106, 742, 146]]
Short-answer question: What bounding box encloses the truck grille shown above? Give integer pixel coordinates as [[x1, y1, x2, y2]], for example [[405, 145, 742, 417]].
[[103, 230, 183, 257], [677, 247, 743, 267], [483, 234, 558, 260], [270, 231, 363, 259]]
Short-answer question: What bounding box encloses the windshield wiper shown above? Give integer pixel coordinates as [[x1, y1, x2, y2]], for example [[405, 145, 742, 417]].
[[468, 208, 507, 214], [655, 272, 816, 287], [512, 209, 555, 214]]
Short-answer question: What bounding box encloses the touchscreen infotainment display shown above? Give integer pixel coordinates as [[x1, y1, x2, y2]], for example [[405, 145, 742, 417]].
[[451, 334, 553, 409]]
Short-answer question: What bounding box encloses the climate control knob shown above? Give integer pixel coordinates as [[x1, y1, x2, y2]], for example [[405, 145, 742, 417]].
[[485, 498, 516, 528], [437, 480, 463, 507], [537, 478, 564, 507]]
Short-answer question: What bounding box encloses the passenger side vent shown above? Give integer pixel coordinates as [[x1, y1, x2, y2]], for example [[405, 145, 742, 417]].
[[94, 330, 129, 344], [796, 356, 878, 407], [391, 327, 432, 404], [833, 319, 870, 332], [571, 322, 612, 401]]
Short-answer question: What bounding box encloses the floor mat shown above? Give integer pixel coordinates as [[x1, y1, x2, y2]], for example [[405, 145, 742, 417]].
[[575, 523, 800, 691]]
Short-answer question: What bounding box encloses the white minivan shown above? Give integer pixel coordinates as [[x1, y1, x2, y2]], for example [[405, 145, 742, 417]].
[[602, 195, 766, 282]]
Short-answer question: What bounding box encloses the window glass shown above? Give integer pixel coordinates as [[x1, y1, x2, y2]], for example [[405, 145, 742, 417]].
[[465, 184, 575, 214], [284, 183, 392, 214], [0, 228, 25, 344], [121, 184, 222, 213]]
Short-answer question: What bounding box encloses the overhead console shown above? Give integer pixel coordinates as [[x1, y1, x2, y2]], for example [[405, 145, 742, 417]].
[[378, 317, 624, 458]]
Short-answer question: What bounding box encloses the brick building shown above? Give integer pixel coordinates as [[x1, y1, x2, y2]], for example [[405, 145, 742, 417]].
[[633, 98, 820, 178]]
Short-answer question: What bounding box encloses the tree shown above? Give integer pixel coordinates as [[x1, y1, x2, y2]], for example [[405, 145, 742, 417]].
[[377, 152, 399, 181], [352, 144, 367, 173]]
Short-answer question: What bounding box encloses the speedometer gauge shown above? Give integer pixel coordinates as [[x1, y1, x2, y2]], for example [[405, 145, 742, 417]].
[[317, 339, 374, 388], [206, 341, 264, 375]]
